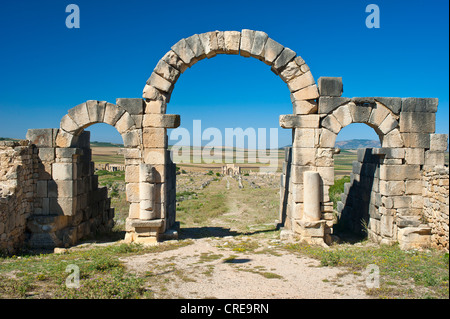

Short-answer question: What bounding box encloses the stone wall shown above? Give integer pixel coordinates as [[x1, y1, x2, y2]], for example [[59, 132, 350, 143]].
[[0, 141, 37, 254], [423, 166, 449, 251]]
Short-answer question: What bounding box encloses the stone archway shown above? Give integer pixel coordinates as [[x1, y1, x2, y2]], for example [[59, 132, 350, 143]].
[[134, 29, 319, 243]]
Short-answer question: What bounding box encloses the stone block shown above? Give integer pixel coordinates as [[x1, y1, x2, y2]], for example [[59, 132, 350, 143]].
[[115, 112, 135, 134], [171, 38, 196, 66], [424, 151, 445, 166], [401, 133, 430, 148], [291, 85, 319, 100], [291, 165, 316, 183], [153, 59, 181, 84], [161, 50, 188, 73], [86, 100, 106, 123], [122, 129, 142, 148], [143, 114, 180, 128], [318, 97, 351, 115], [185, 34, 206, 60], [263, 37, 284, 65], [55, 180, 76, 197], [321, 114, 342, 134], [405, 180, 422, 195], [348, 102, 372, 123], [103, 103, 125, 127], [316, 166, 335, 185], [292, 100, 318, 115], [374, 97, 402, 114], [223, 31, 241, 55], [126, 183, 140, 203], [67, 102, 90, 128], [146, 72, 173, 93], [38, 147, 55, 162], [315, 148, 334, 166], [291, 148, 316, 166], [372, 147, 405, 159], [404, 148, 425, 165], [293, 128, 319, 148], [399, 112, 435, 133], [379, 164, 421, 181], [250, 30, 268, 59], [401, 98, 438, 113], [143, 148, 166, 165], [52, 163, 75, 180], [378, 113, 399, 135], [287, 71, 316, 93], [199, 32, 219, 58], [115, 99, 144, 116], [379, 180, 405, 196], [381, 129, 404, 148], [429, 134, 448, 151], [143, 128, 167, 148], [280, 61, 303, 82], [318, 77, 343, 97], [318, 128, 337, 148], [279, 114, 320, 128], [26, 129, 56, 148], [332, 104, 353, 127], [380, 214, 395, 237], [36, 180, 48, 198], [368, 103, 390, 127], [272, 47, 296, 71]]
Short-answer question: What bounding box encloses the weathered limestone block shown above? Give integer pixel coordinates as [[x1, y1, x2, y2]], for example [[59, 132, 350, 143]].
[[287, 71, 316, 93], [280, 114, 320, 128], [374, 97, 402, 114], [26, 129, 56, 148], [291, 148, 316, 166], [250, 30, 268, 59], [401, 132, 430, 148], [429, 134, 448, 151], [292, 100, 318, 115], [321, 114, 342, 134], [52, 163, 75, 181], [263, 37, 284, 65], [405, 180, 422, 195], [315, 148, 334, 166], [404, 148, 425, 165], [280, 61, 303, 82], [38, 147, 55, 162], [318, 77, 343, 97], [372, 147, 405, 159], [398, 226, 431, 250], [223, 31, 241, 54], [295, 220, 325, 238], [378, 113, 399, 135], [291, 85, 319, 100], [399, 112, 435, 133], [171, 38, 196, 66], [380, 180, 405, 196], [272, 47, 296, 71], [67, 102, 90, 128], [86, 100, 106, 123], [318, 97, 351, 115], [143, 128, 167, 148], [292, 128, 319, 148], [368, 103, 390, 128], [143, 114, 180, 128], [139, 163, 155, 183], [401, 98, 438, 113], [316, 166, 335, 185], [114, 112, 135, 134], [381, 129, 404, 148], [239, 29, 255, 58], [122, 129, 142, 148], [60, 114, 80, 134], [318, 128, 337, 148], [143, 148, 166, 165], [424, 151, 445, 166], [146, 72, 173, 93], [215, 31, 226, 54], [198, 31, 218, 59], [145, 99, 166, 114], [161, 50, 188, 73], [379, 164, 421, 181], [153, 59, 181, 84], [103, 103, 125, 127], [185, 34, 206, 60], [332, 104, 353, 127]]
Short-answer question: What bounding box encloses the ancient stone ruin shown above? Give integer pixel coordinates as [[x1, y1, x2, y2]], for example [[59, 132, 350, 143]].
[[0, 30, 448, 254]]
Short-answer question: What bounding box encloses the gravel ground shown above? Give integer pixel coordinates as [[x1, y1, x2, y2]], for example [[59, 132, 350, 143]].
[[121, 236, 371, 299]]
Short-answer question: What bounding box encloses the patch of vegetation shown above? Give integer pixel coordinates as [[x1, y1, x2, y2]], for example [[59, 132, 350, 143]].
[[329, 175, 351, 209], [284, 242, 449, 299]]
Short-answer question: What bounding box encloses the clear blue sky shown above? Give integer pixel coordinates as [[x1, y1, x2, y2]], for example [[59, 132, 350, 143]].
[[0, 0, 448, 148]]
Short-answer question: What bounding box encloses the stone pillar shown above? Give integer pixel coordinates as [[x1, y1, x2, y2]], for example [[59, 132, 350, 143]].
[[139, 164, 155, 220], [303, 171, 321, 221]]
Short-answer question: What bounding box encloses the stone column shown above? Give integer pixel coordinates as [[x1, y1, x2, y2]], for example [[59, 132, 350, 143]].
[[303, 171, 321, 221], [139, 163, 155, 220]]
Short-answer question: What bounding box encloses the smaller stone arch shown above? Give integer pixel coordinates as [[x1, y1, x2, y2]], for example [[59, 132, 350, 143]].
[[55, 100, 143, 149]]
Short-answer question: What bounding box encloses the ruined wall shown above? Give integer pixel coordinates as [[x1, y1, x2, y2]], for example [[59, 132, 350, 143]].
[[0, 141, 37, 254], [25, 129, 114, 250], [423, 166, 449, 251]]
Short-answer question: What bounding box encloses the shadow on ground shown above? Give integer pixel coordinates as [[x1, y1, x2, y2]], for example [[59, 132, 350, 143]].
[[178, 226, 277, 240]]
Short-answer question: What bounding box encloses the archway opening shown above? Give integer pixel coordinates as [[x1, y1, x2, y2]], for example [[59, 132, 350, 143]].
[[167, 54, 292, 239], [81, 122, 128, 241], [331, 123, 382, 243]]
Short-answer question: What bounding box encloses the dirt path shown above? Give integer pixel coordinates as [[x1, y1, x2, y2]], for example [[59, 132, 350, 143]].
[[121, 235, 371, 299]]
